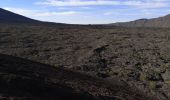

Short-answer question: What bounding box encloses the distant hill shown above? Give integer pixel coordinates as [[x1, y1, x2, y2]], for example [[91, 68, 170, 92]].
[[113, 14, 170, 28], [0, 8, 111, 27], [0, 8, 41, 24], [0, 8, 70, 26]]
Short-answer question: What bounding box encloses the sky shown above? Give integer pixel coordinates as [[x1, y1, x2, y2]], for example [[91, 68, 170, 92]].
[[1, 0, 170, 24]]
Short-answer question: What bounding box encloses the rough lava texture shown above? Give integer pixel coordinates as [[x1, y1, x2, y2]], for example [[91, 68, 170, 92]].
[[0, 54, 157, 100], [1, 24, 170, 100]]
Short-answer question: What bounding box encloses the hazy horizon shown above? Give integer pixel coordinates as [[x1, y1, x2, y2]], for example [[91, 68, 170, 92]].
[[1, 0, 170, 24]]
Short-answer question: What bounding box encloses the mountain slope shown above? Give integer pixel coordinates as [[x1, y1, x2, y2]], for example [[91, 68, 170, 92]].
[[0, 8, 109, 27], [113, 14, 170, 28], [0, 54, 158, 100], [0, 8, 70, 26], [0, 8, 41, 24]]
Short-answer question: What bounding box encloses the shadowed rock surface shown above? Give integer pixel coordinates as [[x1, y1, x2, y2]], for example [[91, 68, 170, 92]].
[[0, 54, 157, 100]]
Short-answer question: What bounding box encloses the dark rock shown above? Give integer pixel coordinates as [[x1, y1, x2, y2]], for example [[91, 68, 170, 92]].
[[0, 54, 158, 100]]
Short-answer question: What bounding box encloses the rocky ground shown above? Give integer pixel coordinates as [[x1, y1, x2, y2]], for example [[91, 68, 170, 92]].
[[0, 54, 157, 100], [0, 24, 170, 99]]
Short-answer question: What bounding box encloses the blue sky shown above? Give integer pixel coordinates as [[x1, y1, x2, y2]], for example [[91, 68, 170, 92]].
[[1, 0, 170, 24]]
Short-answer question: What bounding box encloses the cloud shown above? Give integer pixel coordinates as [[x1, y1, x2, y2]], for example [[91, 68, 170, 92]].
[[104, 11, 152, 16], [3, 7, 79, 17], [4, 7, 37, 16], [35, 11, 79, 17], [36, 0, 168, 8], [3, 0, 170, 24]]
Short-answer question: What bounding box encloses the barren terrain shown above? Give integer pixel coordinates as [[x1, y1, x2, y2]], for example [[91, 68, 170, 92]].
[[1, 24, 170, 99]]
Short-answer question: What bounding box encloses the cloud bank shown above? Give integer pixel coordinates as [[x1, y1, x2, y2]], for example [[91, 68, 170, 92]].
[[4, 7, 79, 17], [2, 0, 170, 24], [36, 0, 168, 8]]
